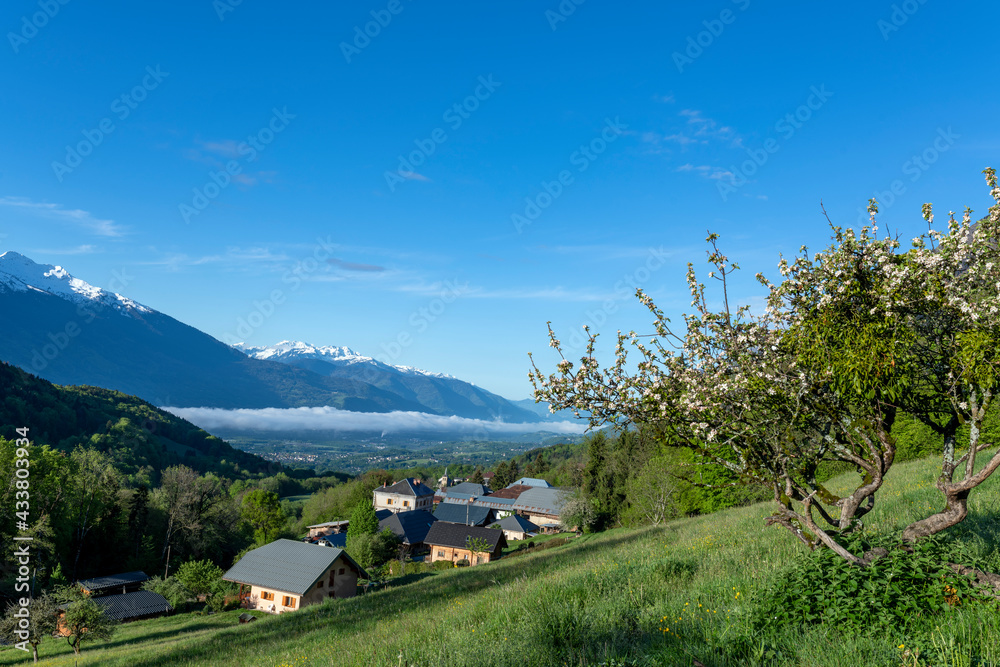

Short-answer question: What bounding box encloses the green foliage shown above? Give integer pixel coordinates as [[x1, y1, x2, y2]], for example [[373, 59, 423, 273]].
[[239, 489, 285, 544], [0, 593, 60, 661], [492, 460, 514, 489], [470, 466, 485, 485], [0, 361, 274, 480], [347, 498, 380, 538], [62, 597, 117, 655], [755, 534, 992, 634], [346, 529, 398, 570], [142, 576, 193, 610], [174, 559, 224, 597]]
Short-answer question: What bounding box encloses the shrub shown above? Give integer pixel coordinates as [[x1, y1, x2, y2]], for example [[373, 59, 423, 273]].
[[754, 534, 991, 634], [142, 576, 193, 610], [431, 560, 453, 571]]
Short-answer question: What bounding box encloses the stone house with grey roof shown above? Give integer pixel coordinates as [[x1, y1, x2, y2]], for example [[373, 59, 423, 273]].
[[373, 477, 435, 514], [223, 539, 367, 614], [424, 522, 507, 565]]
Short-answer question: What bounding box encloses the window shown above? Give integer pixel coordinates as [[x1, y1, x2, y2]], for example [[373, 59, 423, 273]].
[[316, 581, 323, 588], [404, 501, 409, 507], [282, 596, 296, 608], [387, 499, 392, 505], [339, 568, 345, 575], [260, 591, 274, 601], [438, 550, 445, 557]]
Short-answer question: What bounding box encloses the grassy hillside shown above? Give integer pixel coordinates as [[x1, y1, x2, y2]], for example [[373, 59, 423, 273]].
[[3, 454, 998, 666]]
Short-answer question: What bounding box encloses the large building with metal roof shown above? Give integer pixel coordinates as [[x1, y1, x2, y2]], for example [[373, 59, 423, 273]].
[[223, 539, 367, 614]]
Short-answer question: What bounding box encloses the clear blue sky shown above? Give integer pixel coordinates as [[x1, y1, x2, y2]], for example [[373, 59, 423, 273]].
[[2, 1, 997, 400]]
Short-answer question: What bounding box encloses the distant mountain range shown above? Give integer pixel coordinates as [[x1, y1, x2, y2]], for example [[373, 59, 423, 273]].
[[0, 252, 548, 422]]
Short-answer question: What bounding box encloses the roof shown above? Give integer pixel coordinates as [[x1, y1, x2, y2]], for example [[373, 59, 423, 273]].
[[379, 509, 437, 545], [223, 539, 368, 594], [77, 571, 150, 594], [306, 520, 349, 529], [481, 485, 531, 500], [512, 487, 570, 516], [510, 477, 552, 488], [91, 591, 172, 621], [443, 495, 516, 510], [376, 478, 435, 497], [489, 515, 539, 534], [448, 482, 491, 496], [316, 533, 346, 548], [433, 503, 494, 527], [424, 522, 507, 552]]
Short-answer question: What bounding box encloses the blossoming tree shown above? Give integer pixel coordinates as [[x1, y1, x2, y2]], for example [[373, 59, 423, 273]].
[[530, 169, 1000, 565]]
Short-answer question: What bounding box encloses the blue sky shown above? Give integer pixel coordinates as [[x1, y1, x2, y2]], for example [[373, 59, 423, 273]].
[[2, 0, 998, 400]]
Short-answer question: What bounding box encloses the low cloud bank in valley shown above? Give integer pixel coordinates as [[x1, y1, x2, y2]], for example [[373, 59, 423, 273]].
[[165, 405, 589, 436]]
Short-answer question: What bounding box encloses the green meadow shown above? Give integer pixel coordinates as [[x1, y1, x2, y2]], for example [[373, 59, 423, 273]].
[[3, 453, 998, 666]]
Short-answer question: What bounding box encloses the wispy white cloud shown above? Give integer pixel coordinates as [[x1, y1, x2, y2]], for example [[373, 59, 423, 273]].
[[30, 244, 98, 255], [164, 405, 589, 436], [466, 286, 616, 302], [676, 164, 734, 182], [0, 197, 124, 237]]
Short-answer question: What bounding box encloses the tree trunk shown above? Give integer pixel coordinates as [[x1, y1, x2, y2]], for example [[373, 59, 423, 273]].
[[902, 486, 969, 542]]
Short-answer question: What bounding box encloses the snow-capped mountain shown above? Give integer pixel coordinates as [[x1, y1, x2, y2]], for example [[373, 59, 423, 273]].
[[0, 253, 431, 412], [234, 340, 458, 380], [232, 340, 538, 422], [0, 252, 540, 422], [0, 251, 150, 315]]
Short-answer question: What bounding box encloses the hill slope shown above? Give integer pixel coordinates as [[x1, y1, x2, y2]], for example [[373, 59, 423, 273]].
[[0, 361, 273, 478], [3, 455, 996, 666]]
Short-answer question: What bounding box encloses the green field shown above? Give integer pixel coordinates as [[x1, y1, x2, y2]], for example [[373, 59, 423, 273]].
[[2, 454, 998, 666]]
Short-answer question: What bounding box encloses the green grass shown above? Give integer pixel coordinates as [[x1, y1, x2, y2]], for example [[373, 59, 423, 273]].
[[2, 454, 998, 666], [503, 531, 576, 554]]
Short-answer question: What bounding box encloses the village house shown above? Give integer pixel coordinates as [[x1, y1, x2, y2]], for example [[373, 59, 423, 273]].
[[424, 522, 507, 565], [433, 501, 496, 527], [223, 539, 367, 614], [373, 477, 435, 513], [377, 508, 437, 553], [488, 515, 539, 541], [510, 477, 553, 488], [512, 487, 570, 530], [306, 519, 349, 539], [442, 493, 517, 518]]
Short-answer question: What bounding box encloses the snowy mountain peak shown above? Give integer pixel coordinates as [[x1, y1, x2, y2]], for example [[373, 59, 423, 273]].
[[0, 251, 151, 314], [233, 340, 458, 380]]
